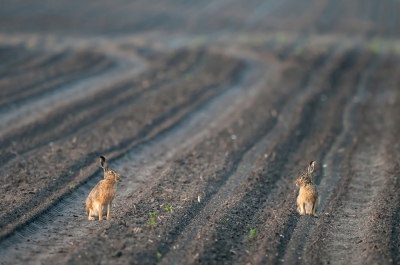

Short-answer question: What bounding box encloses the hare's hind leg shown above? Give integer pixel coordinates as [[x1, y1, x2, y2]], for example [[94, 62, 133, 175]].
[[98, 204, 103, 220], [107, 203, 111, 220], [311, 199, 318, 217]]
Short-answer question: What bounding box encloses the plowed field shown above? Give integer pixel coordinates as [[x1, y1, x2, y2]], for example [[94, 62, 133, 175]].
[[0, 1, 399, 264]]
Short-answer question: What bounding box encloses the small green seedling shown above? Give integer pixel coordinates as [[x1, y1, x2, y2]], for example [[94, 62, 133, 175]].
[[156, 252, 162, 260], [224, 218, 229, 222], [150, 211, 157, 217], [294, 46, 303, 55], [148, 212, 157, 226], [69, 170, 74, 175], [276, 32, 286, 44], [80, 169, 83, 174], [165, 205, 173, 212], [248, 228, 256, 238], [369, 39, 381, 54], [69, 184, 76, 189], [185, 73, 192, 81], [26, 44, 35, 51], [124, 154, 128, 160]]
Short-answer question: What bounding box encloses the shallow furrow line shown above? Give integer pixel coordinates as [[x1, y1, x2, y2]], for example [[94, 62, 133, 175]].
[[281, 52, 381, 265], [0, 49, 206, 168], [0, 52, 115, 109], [172, 42, 343, 265], [305, 54, 399, 265], [0, 51, 246, 243], [268, 48, 371, 265], [168, 49, 336, 265], [0, 50, 269, 265], [228, 46, 367, 265]]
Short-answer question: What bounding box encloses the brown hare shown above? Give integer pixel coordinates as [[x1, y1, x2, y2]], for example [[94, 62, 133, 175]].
[[86, 156, 120, 220], [295, 161, 319, 217]]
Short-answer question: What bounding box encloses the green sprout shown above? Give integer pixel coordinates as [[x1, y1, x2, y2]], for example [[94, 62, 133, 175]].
[[124, 154, 128, 160], [148, 212, 157, 226], [185, 73, 192, 81], [25, 44, 35, 51], [276, 32, 286, 44], [224, 218, 229, 222], [165, 206, 172, 212], [156, 252, 162, 260], [69, 184, 76, 189], [69, 170, 74, 175], [248, 228, 256, 238], [294, 46, 303, 55], [370, 39, 381, 54]]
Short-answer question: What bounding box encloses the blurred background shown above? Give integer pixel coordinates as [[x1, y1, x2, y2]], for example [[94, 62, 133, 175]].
[[1, 1, 400, 265], [0, 0, 398, 37]]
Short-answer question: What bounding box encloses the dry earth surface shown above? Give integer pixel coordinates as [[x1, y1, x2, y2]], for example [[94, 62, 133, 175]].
[[0, 0, 400, 265]]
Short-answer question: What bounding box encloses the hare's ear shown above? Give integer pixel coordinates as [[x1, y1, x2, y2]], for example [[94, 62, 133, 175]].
[[308, 161, 315, 175], [100, 156, 108, 169]]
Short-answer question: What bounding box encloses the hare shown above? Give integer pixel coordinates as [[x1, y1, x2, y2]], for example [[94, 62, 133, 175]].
[[86, 156, 121, 220], [296, 161, 319, 217]]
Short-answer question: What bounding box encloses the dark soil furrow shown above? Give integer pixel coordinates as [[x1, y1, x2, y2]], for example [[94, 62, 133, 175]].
[[0, 49, 72, 81], [0, 49, 69, 77], [0, 52, 264, 265], [0, 47, 35, 72], [115, 73, 285, 265], [64, 43, 332, 260], [385, 73, 400, 263], [0, 49, 206, 167], [160, 45, 341, 265], [241, 48, 364, 265], [0, 53, 115, 110], [282, 53, 380, 265], [173, 43, 341, 265], [0, 52, 245, 242], [61, 58, 286, 264], [269, 49, 372, 265], [305, 55, 400, 265], [227, 47, 367, 265], [2, 1, 400, 264]]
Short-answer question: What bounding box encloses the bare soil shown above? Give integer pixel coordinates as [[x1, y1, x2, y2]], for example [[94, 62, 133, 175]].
[[0, 1, 400, 265]]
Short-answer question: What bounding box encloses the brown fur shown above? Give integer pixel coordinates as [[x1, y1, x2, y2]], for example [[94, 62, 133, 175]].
[[86, 156, 121, 220], [296, 161, 319, 217]]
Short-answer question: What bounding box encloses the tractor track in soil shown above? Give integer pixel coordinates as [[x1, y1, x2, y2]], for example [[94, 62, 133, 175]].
[[0, 43, 279, 265], [1, 1, 400, 264]]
